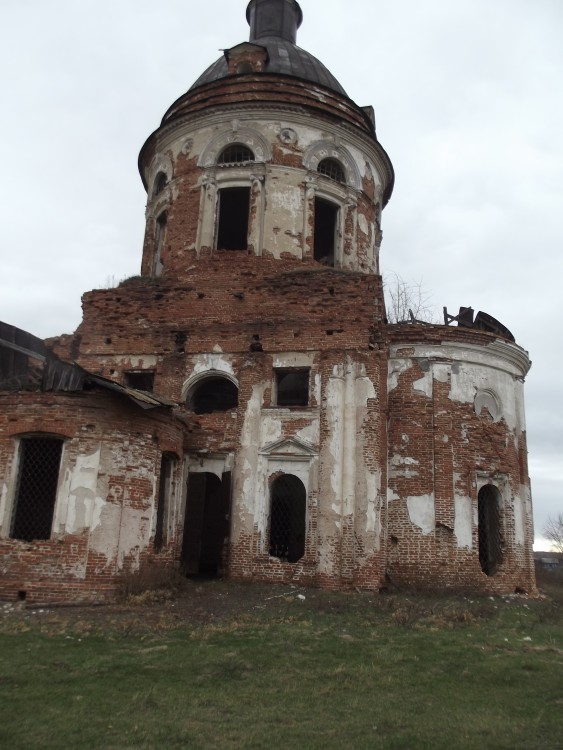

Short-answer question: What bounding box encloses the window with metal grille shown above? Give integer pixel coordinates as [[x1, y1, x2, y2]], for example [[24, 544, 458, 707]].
[[275, 369, 310, 407], [190, 377, 239, 415], [478, 484, 503, 576], [11, 437, 63, 542], [154, 172, 168, 196], [269, 474, 306, 563], [217, 144, 255, 165], [317, 158, 345, 183], [154, 453, 175, 551]]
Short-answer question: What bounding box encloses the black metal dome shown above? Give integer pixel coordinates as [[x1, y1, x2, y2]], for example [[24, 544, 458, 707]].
[[190, 0, 347, 96]]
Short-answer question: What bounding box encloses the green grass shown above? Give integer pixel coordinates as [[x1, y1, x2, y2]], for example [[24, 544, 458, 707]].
[[0, 588, 561, 749]]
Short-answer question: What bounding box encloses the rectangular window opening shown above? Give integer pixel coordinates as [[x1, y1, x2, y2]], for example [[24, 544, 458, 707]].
[[154, 212, 167, 276], [314, 198, 338, 266], [124, 371, 155, 392], [217, 187, 250, 251], [11, 437, 63, 542], [275, 369, 310, 407], [155, 454, 175, 552]]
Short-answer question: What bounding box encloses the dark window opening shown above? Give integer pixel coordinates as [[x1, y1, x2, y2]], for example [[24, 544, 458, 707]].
[[276, 369, 310, 407], [218, 144, 255, 165], [190, 377, 239, 415], [124, 371, 155, 392], [236, 62, 255, 75], [217, 187, 251, 250], [154, 211, 167, 275], [155, 454, 174, 552], [317, 158, 345, 183], [154, 172, 168, 195], [314, 198, 338, 266], [11, 437, 63, 542], [478, 485, 503, 576], [269, 474, 306, 563], [182, 472, 231, 576]]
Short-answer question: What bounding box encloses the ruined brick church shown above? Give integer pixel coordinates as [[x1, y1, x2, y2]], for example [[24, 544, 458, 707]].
[[0, 0, 536, 603]]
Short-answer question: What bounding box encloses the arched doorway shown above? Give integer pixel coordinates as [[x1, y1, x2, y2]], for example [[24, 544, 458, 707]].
[[181, 472, 231, 576], [478, 484, 503, 576], [268, 474, 306, 563]]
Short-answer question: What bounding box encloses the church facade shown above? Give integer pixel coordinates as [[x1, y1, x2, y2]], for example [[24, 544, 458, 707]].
[[0, 0, 535, 603]]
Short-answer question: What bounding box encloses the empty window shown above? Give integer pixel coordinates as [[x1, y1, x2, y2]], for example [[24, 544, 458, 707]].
[[218, 144, 255, 165], [155, 454, 175, 552], [11, 437, 63, 542], [154, 211, 167, 275], [154, 172, 168, 196], [217, 187, 251, 250], [276, 369, 310, 407], [478, 485, 503, 576], [124, 371, 155, 392], [237, 62, 255, 75], [269, 474, 306, 563], [317, 158, 345, 183], [190, 377, 239, 415], [314, 198, 338, 266]]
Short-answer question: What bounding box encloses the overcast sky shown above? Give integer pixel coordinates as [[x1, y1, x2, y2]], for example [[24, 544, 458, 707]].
[[0, 0, 561, 549]]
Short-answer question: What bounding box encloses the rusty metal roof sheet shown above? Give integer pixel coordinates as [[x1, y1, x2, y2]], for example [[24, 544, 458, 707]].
[[0, 321, 178, 412], [190, 39, 347, 95]]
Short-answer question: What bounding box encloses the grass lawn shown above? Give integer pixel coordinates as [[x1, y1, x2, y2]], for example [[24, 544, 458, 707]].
[[0, 582, 561, 749]]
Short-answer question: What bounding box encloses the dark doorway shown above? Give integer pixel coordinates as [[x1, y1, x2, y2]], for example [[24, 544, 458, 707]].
[[478, 484, 503, 576], [217, 187, 250, 250], [269, 474, 306, 563], [314, 198, 338, 266], [181, 472, 231, 576]]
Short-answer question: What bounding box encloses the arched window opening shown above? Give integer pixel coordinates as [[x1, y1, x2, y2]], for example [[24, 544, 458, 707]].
[[478, 485, 503, 576], [11, 436, 64, 542], [190, 377, 238, 415], [269, 474, 306, 563], [314, 198, 338, 266], [217, 144, 255, 165], [154, 172, 168, 196], [217, 187, 251, 250], [317, 158, 345, 184]]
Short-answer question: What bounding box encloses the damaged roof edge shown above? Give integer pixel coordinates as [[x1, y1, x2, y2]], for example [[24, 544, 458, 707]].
[[0, 321, 178, 412]]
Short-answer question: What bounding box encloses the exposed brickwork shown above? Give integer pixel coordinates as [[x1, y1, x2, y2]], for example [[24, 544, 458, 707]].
[[0, 4, 535, 602]]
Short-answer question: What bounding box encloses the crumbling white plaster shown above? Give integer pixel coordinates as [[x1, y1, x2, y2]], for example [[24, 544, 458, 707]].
[[433, 363, 450, 383], [90, 502, 121, 562], [454, 495, 473, 549], [388, 359, 413, 392], [407, 495, 435, 535], [413, 371, 432, 397], [59, 448, 102, 534]]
